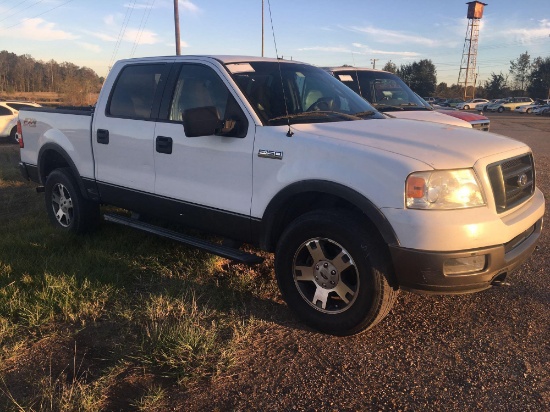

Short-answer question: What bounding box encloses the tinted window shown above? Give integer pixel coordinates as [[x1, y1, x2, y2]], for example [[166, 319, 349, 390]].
[[6, 103, 35, 111], [108, 64, 166, 119], [169, 64, 230, 121], [229, 62, 382, 125], [0, 106, 12, 116], [166, 64, 248, 137], [335, 70, 429, 111]]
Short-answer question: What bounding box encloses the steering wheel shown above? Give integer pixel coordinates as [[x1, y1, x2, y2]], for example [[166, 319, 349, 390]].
[[306, 97, 334, 112]]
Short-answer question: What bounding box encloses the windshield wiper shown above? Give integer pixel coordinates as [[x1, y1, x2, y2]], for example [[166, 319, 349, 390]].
[[268, 111, 361, 123], [352, 110, 376, 118], [372, 104, 404, 111]]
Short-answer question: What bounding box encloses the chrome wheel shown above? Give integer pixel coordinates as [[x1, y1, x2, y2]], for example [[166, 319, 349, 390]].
[[293, 237, 359, 314], [51, 183, 73, 227]]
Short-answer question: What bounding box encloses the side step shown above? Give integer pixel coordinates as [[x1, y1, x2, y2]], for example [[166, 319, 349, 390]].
[[103, 213, 264, 265]]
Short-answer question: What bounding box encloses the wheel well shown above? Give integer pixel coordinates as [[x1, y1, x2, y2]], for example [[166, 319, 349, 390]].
[[265, 191, 386, 252], [39, 149, 71, 183]]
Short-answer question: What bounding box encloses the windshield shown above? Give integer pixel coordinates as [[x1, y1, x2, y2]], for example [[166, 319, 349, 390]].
[[226, 61, 384, 125], [333, 70, 431, 112]]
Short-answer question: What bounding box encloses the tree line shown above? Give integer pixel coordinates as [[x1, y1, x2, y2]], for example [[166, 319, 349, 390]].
[[2, 49, 549, 104], [0, 50, 103, 105], [382, 52, 550, 100]]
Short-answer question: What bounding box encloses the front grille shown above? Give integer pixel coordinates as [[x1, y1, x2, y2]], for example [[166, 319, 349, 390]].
[[472, 122, 490, 131], [487, 154, 535, 213]]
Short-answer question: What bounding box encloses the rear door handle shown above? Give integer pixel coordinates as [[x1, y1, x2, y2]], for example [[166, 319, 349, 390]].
[[97, 129, 109, 144], [156, 136, 173, 154]]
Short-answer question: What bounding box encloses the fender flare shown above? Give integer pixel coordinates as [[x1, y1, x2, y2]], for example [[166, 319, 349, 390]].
[[37, 143, 96, 201], [259, 180, 399, 250]]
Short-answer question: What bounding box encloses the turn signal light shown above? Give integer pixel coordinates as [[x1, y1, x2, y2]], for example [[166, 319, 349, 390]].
[[406, 176, 425, 198]]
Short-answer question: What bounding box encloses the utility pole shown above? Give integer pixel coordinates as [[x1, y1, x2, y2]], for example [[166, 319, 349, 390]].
[[261, 0, 264, 57], [371, 58, 379, 69], [174, 0, 181, 55]]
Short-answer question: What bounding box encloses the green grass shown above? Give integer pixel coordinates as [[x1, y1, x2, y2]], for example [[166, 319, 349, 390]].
[[0, 144, 279, 410]]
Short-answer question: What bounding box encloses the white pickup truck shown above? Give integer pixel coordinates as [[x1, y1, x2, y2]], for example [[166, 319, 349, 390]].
[[18, 56, 545, 335]]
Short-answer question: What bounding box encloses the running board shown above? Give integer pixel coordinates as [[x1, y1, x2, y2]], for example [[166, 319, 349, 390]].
[[103, 213, 264, 265]]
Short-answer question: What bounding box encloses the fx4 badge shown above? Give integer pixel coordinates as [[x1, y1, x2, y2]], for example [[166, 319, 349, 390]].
[[23, 118, 37, 127], [258, 149, 283, 160]]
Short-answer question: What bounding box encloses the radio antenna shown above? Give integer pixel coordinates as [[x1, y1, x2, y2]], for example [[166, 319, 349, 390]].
[[350, 51, 363, 98], [267, 0, 293, 137]]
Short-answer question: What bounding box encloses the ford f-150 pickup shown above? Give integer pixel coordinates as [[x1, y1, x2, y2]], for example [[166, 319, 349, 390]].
[[18, 55, 545, 335]]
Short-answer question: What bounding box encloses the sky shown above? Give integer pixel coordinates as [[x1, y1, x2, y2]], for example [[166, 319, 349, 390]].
[[0, 0, 549, 85]]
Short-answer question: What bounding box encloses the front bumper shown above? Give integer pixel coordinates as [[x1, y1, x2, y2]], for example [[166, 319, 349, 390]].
[[389, 217, 543, 294]]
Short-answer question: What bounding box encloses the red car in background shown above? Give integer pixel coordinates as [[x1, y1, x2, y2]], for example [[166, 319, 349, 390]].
[[436, 109, 490, 131]]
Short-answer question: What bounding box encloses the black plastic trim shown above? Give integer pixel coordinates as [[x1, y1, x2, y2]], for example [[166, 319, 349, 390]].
[[259, 180, 399, 251], [104, 213, 263, 264], [97, 182, 254, 243], [390, 218, 542, 294], [19, 162, 40, 183]]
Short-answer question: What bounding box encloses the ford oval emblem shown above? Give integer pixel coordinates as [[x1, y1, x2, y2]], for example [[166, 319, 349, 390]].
[[517, 174, 528, 187]]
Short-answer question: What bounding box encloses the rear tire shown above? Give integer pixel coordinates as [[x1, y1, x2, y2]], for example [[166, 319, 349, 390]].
[[45, 168, 100, 234], [274, 210, 398, 336], [463, 105, 470, 110], [9, 126, 17, 143], [497, 106, 504, 113]]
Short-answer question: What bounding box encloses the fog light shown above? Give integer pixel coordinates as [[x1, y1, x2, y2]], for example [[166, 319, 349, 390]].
[[443, 255, 486, 275]]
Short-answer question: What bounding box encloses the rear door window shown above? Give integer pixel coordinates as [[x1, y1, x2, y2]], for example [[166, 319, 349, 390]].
[[0, 106, 13, 116], [108, 64, 168, 120]]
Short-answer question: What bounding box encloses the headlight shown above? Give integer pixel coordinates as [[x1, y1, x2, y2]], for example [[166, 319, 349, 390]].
[[406, 169, 485, 209]]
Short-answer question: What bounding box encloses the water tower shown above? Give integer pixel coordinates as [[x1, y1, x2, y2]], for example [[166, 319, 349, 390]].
[[457, 1, 487, 100]]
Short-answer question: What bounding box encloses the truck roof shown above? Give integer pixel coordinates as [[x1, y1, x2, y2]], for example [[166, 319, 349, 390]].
[[329, 66, 389, 74], [113, 55, 306, 66]]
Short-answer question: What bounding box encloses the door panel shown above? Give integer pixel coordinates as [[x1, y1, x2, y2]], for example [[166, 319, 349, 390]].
[[92, 62, 171, 195], [153, 63, 255, 217]]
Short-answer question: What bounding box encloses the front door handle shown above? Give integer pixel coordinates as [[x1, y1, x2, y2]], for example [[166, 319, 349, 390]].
[[97, 129, 109, 144], [156, 136, 173, 154]]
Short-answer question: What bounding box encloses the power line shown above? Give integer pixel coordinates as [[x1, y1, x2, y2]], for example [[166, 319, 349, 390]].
[[1, 0, 75, 30], [108, 0, 137, 70], [0, 0, 45, 25], [130, 0, 156, 57]]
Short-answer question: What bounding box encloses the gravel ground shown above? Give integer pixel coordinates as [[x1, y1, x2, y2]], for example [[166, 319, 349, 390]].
[[178, 113, 550, 411]]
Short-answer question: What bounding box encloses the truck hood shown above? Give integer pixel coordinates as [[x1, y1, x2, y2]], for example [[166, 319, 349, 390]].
[[386, 109, 471, 128], [291, 118, 526, 169], [435, 110, 488, 122]]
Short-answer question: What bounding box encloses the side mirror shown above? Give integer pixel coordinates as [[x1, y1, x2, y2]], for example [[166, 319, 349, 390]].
[[183, 106, 222, 137]]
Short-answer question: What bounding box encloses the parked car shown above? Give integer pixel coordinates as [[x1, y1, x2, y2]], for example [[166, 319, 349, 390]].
[[534, 104, 550, 115], [487, 97, 534, 113], [475, 99, 501, 112], [435, 109, 490, 131], [18, 55, 544, 335], [456, 99, 489, 110], [423, 97, 437, 104], [329, 67, 471, 128], [437, 98, 464, 108], [0, 101, 41, 142], [515, 99, 550, 114]]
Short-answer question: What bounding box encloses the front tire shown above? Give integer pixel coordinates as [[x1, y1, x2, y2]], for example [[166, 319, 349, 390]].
[[497, 106, 505, 113], [463, 105, 470, 110], [45, 168, 99, 234], [275, 210, 398, 336]]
